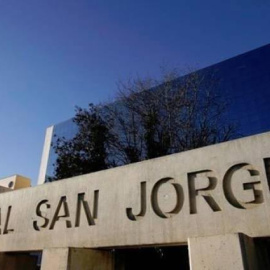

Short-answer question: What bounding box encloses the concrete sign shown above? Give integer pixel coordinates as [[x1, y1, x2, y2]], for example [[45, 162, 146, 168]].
[[1, 132, 270, 252]]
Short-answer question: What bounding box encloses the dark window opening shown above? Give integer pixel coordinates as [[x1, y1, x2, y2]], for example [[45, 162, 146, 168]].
[[114, 246, 189, 270]]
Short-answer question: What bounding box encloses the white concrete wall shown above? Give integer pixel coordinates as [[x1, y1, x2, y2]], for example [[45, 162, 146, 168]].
[[0, 132, 269, 252]]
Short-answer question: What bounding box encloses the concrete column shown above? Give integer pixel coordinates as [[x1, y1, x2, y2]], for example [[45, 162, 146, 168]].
[[41, 248, 114, 270], [0, 252, 37, 270], [188, 233, 258, 270], [38, 125, 54, 185]]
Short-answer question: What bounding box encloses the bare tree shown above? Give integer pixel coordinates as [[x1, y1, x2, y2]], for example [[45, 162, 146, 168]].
[[51, 67, 238, 180], [104, 68, 237, 165], [51, 104, 115, 181]]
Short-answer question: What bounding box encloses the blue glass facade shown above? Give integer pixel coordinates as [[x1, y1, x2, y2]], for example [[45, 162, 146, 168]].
[[44, 44, 270, 182], [198, 44, 270, 137]]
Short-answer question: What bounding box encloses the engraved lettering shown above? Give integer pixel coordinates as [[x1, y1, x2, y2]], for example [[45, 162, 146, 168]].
[[49, 196, 72, 230], [223, 163, 264, 209], [126, 182, 147, 221], [188, 170, 221, 214], [75, 191, 99, 227], [33, 200, 50, 231], [3, 206, 14, 234], [264, 158, 270, 190], [151, 177, 184, 218]]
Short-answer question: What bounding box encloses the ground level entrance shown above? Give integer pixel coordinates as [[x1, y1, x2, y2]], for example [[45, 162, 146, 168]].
[[2, 235, 270, 269]]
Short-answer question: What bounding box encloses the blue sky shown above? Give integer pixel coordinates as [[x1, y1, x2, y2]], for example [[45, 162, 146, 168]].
[[0, 0, 269, 185]]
